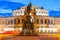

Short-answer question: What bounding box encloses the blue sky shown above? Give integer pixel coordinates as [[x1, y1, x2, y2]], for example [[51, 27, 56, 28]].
[[0, 0, 60, 17]]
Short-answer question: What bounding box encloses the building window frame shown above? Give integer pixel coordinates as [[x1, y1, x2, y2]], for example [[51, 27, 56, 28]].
[[37, 19, 39, 24], [40, 19, 43, 24], [18, 19, 20, 24]]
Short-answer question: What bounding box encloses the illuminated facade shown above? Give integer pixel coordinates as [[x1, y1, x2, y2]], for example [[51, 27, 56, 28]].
[[0, 3, 60, 35]]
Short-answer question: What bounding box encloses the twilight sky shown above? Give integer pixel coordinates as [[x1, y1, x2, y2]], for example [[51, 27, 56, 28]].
[[0, 0, 60, 17]]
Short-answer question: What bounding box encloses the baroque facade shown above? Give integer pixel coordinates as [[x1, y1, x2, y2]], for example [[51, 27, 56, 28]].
[[0, 3, 60, 35]]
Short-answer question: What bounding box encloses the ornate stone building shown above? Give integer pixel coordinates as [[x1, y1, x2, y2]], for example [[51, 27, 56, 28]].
[[0, 3, 60, 35]]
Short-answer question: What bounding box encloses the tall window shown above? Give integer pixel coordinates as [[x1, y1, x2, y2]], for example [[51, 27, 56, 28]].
[[41, 19, 43, 24], [45, 19, 47, 24], [8, 20, 10, 24], [51, 20, 53, 24], [37, 19, 39, 24], [18, 19, 20, 24], [48, 20, 50, 24], [14, 19, 16, 24], [45, 19, 50, 24], [21, 11, 22, 13], [11, 20, 13, 24]]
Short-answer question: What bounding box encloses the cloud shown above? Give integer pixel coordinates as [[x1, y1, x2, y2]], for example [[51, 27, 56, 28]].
[[0, 1, 25, 13], [0, 1, 25, 17], [0, 0, 29, 5], [0, 1, 25, 10], [0, 0, 9, 1], [0, 1, 25, 14], [0, 0, 60, 11], [6, 0, 29, 5], [49, 10, 60, 17], [0, 9, 12, 13], [0, 0, 60, 17]]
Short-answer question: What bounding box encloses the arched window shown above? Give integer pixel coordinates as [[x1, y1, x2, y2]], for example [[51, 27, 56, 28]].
[[48, 20, 50, 24], [45, 19, 50, 24], [14, 19, 16, 24], [51, 20, 53, 24], [11, 20, 13, 24], [45, 19, 47, 24], [18, 19, 20, 24], [8, 20, 10, 24], [37, 19, 39, 24], [21, 11, 22, 13], [41, 19, 43, 24]]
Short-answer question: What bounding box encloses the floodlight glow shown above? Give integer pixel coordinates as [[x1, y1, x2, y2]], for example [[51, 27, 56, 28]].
[[37, 27, 58, 33], [19, 28, 22, 31], [3, 28, 15, 31]]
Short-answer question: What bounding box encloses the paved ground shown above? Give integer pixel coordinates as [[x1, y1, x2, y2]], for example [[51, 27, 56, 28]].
[[1, 35, 59, 40]]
